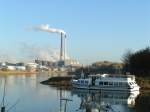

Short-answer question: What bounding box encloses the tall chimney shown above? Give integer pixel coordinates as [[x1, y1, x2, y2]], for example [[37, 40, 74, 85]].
[[64, 35, 66, 61], [60, 33, 63, 61]]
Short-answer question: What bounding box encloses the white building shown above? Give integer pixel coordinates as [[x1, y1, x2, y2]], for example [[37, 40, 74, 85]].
[[64, 59, 80, 67], [26, 63, 38, 71], [6, 66, 16, 70], [15, 66, 26, 71], [26, 63, 38, 68]]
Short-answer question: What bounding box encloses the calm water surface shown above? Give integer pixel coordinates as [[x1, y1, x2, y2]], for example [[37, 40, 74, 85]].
[[0, 74, 144, 112]]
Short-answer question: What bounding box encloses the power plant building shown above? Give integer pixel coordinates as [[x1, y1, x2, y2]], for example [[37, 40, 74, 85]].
[[64, 59, 80, 67]]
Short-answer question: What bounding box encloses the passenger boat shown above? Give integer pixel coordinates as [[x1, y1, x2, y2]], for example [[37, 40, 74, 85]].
[[71, 73, 140, 92]]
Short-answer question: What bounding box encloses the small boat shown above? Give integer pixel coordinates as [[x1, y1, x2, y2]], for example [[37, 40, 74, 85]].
[[71, 72, 140, 92]]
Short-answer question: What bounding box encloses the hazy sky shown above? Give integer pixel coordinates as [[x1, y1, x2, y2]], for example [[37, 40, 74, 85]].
[[0, 0, 150, 63]]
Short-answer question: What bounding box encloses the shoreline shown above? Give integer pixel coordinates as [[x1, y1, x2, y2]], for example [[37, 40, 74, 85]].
[[0, 70, 38, 75]]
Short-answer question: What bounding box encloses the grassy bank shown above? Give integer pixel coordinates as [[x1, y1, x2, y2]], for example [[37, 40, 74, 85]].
[[136, 77, 150, 90]]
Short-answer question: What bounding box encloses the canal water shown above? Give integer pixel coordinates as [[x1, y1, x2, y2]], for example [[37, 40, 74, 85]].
[[0, 74, 148, 112]]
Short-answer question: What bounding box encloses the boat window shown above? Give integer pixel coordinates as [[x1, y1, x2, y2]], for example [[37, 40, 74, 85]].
[[104, 82, 108, 85], [81, 80, 84, 83], [119, 82, 123, 86], [109, 82, 113, 85], [85, 81, 88, 83], [99, 82, 103, 85], [114, 82, 118, 86], [122, 83, 128, 87]]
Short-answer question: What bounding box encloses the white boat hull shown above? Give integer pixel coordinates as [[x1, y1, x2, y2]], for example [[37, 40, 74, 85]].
[[72, 84, 140, 92]]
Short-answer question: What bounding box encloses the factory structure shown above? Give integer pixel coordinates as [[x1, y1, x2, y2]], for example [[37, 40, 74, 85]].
[[33, 24, 81, 72], [0, 25, 81, 72], [34, 30, 81, 71], [57, 32, 80, 67], [35, 24, 81, 68], [35, 24, 81, 70]]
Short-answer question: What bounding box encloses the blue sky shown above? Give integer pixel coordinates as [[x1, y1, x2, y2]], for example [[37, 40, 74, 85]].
[[0, 0, 150, 63]]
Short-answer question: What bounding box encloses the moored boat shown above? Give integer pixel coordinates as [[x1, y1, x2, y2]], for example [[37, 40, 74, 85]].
[[71, 73, 140, 92]]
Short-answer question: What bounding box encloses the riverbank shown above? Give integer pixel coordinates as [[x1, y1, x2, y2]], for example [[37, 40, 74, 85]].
[[0, 70, 72, 76], [0, 70, 38, 75]]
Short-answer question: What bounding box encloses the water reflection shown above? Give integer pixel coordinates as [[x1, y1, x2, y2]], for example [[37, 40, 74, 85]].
[[71, 89, 139, 112], [0, 75, 141, 112], [0, 74, 53, 112]]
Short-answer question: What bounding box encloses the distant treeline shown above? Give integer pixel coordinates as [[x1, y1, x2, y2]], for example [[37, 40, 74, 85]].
[[75, 47, 150, 77], [75, 61, 123, 75]]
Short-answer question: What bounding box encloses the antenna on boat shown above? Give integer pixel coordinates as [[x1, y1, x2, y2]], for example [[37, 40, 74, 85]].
[[81, 64, 85, 79]]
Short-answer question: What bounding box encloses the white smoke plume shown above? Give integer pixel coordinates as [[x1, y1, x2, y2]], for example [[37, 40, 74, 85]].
[[35, 24, 66, 35], [21, 43, 60, 62], [0, 43, 70, 63], [21, 43, 71, 62]]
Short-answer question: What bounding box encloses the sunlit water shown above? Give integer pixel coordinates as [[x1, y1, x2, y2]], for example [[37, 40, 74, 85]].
[[0, 74, 140, 112]]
